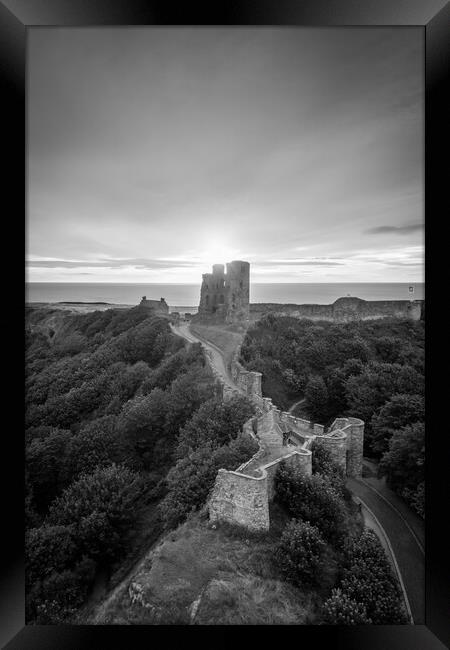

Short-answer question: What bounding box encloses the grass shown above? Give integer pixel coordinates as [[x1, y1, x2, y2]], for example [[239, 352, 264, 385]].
[[89, 505, 331, 625], [189, 323, 243, 367]]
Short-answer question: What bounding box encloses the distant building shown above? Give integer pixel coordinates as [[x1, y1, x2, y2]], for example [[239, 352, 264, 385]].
[[197, 260, 250, 323], [139, 296, 169, 314]]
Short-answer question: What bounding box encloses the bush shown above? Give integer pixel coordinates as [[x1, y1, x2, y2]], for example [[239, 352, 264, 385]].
[[27, 557, 96, 624], [275, 520, 326, 586], [311, 442, 346, 497], [274, 462, 348, 546], [322, 588, 372, 624], [337, 529, 408, 624]]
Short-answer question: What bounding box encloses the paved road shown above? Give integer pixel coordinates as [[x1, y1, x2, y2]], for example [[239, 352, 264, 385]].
[[172, 321, 425, 624], [348, 477, 425, 623]]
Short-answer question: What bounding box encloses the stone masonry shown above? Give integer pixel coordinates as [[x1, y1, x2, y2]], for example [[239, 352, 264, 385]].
[[207, 344, 365, 532], [197, 261, 250, 324]]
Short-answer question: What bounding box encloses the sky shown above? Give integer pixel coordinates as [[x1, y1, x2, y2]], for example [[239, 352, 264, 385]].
[[27, 28, 424, 284]]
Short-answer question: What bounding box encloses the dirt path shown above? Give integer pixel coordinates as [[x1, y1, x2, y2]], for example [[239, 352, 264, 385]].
[[170, 322, 244, 393], [288, 397, 305, 414]]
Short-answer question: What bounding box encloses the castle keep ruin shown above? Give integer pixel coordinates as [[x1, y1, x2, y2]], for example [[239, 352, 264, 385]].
[[197, 260, 249, 323]]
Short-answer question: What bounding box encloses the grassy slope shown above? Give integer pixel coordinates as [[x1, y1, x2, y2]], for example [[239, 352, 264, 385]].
[[189, 323, 244, 367], [88, 505, 340, 625]]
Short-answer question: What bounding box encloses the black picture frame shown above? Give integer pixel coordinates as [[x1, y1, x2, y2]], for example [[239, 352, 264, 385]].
[[2, 1, 448, 648]]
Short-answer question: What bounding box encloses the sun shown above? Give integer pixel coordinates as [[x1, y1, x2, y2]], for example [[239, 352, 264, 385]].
[[199, 237, 239, 267]]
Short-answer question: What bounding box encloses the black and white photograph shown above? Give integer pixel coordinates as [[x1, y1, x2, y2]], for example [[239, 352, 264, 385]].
[[0, 0, 446, 642], [22, 25, 429, 628]]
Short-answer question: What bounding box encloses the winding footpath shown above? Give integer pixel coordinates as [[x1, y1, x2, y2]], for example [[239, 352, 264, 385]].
[[171, 320, 425, 624]]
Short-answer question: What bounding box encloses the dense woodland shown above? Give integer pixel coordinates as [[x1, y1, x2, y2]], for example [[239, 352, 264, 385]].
[[25, 306, 256, 624], [240, 315, 425, 517]]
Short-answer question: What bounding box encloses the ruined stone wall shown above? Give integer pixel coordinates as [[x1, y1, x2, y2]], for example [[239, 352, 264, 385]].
[[208, 469, 270, 531], [314, 430, 348, 473], [230, 345, 262, 399], [345, 417, 364, 478], [139, 297, 169, 314], [250, 297, 423, 323]]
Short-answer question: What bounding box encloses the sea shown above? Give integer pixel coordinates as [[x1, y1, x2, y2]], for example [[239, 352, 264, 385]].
[[26, 282, 425, 315]]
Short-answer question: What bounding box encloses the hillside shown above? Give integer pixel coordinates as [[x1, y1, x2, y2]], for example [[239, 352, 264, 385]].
[[25, 305, 256, 624]]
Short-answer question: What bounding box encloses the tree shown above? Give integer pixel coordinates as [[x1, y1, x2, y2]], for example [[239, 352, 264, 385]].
[[67, 416, 126, 480], [370, 393, 424, 456], [117, 389, 169, 468], [345, 361, 423, 424], [47, 464, 144, 561], [275, 520, 326, 586], [26, 525, 77, 585], [175, 395, 255, 459], [379, 422, 425, 513], [304, 376, 330, 423], [26, 428, 72, 513]]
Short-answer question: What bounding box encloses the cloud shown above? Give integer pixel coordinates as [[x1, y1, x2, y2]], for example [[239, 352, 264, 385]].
[[259, 258, 346, 267], [365, 223, 423, 235], [26, 258, 198, 270]]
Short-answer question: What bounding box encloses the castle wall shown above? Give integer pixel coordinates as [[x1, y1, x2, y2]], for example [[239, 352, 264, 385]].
[[313, 430, 348, 472], [230, 345, 262, 399], [345, 417, 364, 479], [250, 297, 423, 323], [208, 446, 313, 531], [208, 468, 270, 531]]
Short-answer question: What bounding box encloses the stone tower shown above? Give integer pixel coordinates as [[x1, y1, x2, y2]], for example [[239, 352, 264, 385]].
[[197, 260, 250, 323], [225, 260, 250, 323]]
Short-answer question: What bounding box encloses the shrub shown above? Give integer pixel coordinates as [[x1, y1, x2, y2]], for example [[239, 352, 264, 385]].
[[311, 442, 346, 497], [338, 529, 408, 624], [27, 557, 96, 624], [275, 520, 326, 586], [274, 462, 348, 546], [322, 588, 372, 624]]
